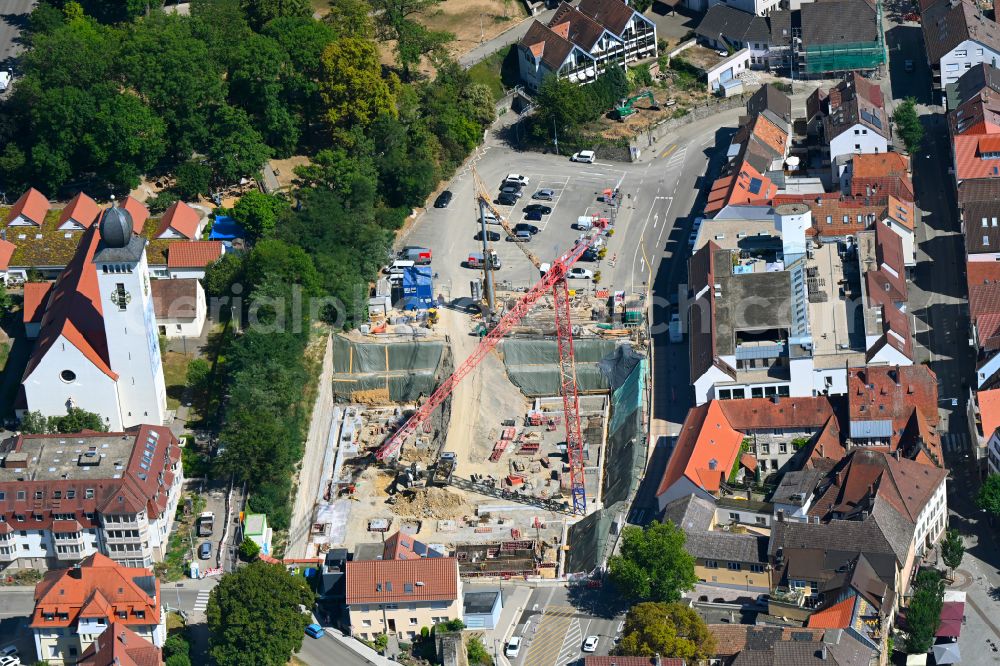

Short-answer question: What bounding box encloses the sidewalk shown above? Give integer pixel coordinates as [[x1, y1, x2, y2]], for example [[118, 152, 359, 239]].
[[458, 7, 556, 68], [475, 585, 533, 666]]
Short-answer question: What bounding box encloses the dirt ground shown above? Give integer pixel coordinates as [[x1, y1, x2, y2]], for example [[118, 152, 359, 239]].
[[267, 156, 311, 191], [376, 0, 527, 76], [590, 84, 714, 140]]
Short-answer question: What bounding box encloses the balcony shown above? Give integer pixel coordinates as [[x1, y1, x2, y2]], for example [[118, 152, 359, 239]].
[[0, 547, 17, 562]]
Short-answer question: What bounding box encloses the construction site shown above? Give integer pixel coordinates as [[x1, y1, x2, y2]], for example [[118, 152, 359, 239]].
[[294, 167, 651, 578]]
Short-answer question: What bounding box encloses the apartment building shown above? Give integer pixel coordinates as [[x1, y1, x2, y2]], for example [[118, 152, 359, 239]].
[[0, 425, 183, 571], [345, 557, 462, 641], [516, 0, 656, 91], [30, 552, 164, 665], [922, 0, 1000, 93]]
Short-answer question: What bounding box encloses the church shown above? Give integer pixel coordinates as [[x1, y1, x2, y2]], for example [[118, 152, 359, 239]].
[[20, 201, 168, 430]]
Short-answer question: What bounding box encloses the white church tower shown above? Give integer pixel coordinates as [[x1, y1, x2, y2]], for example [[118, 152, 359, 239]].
[[93, 200, 167, 427]]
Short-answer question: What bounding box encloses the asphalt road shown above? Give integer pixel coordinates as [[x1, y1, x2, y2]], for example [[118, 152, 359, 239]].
[[0, 0, 33, 72]]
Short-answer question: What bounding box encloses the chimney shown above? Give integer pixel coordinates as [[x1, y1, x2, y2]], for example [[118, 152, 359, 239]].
[[820, 645, 828, 660], [777, 510, 785, 522], [893, 364, 901, 385], [893, 448, 901, 461], [820, 444, 825, 457]]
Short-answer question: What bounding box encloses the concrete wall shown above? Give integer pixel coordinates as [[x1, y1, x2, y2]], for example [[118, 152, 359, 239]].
[[629, 92, 751, 161]]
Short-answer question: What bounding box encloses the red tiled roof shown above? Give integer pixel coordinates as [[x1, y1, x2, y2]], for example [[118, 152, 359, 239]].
[[583, 659, 684, 666], [548, 3, 606, 51], [866, 222, 908, 307], [705, 162, 776, 214], [5, 188, 49, 226], [886, 196, 915, 230], [21, 225, 117, 381], [156, 201, 201, 239], [969, 265, 1000, 348], [167, 240, 223, 268], [707, 625, 826, 657], [851, 153, 914, 202], [59, 192, 101, 229], [847, 365, 941, 462], [577, 0, 637, 34], [122, 196, 149, 234], [950, 88, 1000, 182], [346, 558, 459, 605], [852, 152, 908, 178], [520, 20, 575, 71], [751, 113, 788, 157], [719, 396, 836, 430], [807, 595, 856, 628], [76, 621, 161, 666], [32, 553, 160, 629], [773, 193, 883, 238], [150, 278, 200, 319], [656, 401, 744, 498], [979, 389, 1000, 441], [0, 239, 14, 271], [22, 282, 52, 325]]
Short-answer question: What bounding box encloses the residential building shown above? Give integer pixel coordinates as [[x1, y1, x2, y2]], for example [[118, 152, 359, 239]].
[[20, 204, 168, 430], [948, 85, 1000, 185], [707, 625, 826, 665], [922, 0, 1000, 93], [958, 179, 1000, 259], [771, 468, 827, 520], [975, 387, 1000, 473], [683, 0, 782, 17], [583, 658, 683, 666], [663, 494, 771, 592], [688, 206, 873, 404], [6, 187, 50, 227], [76, 622, 162, 666], [0, 425, 183, 570], [382, 532, 447, 560], [30, 553, 165, 665], [945, 61, 1000, 109], [799, 0, 886, 77], [345, 557, 462, 641], [967, 262, 1000, 387], [747, 83, 793, 125], [856, 222, 915, 367], [707, 624, 875, 665], [805, 73, 891, 180], [881, 196, 917, 268], [516, 0, 656, 91], [845, 152, 913, 202], [694, 5, 771, 64], [150, 278, 207, 338], [57, 193, 101, 232], [846, 365, 942, 464], [154, 201, 204, 240], [165, 240, 224, 280]]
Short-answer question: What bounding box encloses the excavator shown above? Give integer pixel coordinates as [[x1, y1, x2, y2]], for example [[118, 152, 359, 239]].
[[615, 91, 658, 121]]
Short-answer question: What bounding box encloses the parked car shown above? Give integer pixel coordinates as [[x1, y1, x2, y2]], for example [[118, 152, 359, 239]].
[[475, 230, 501, 242], [467, 251, 501, 269], [504, 637, 522, 657], [0, 656, 19, 666], [198, 542, 212, 560], [399, 246, 432, 265], [524, 210, 544, 222], [500, 184, 524, 198], [524, 204, 552, 215], [532, 188, 556, 200], [904, 59, 914, 72], [509, 230, 532, 242], [495, 192, 518, 206], [514, 223, 540, 235], [305, 624, 325, 639], [0, 647, 16, 659], [567, 267, 594, 280], [504, 174, 529, 186], [571, 150, 596, 163], [582, 635, 599, 653], [580, 248, 599, 262], [434, 190, 453, 208]]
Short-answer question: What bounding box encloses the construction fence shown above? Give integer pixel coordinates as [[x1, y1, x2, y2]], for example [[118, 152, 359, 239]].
[[500, 338, 617, 397], [330, 334, 446, 403]]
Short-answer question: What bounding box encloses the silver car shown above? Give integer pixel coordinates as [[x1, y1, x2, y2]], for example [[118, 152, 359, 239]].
[[532, 188, 556, 200]]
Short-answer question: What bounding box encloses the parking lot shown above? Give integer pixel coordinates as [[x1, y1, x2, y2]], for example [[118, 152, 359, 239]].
[[400, 151, 632, 304]]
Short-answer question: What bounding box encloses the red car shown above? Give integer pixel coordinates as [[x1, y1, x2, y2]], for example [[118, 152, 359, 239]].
[[903, 11, 920, 22]]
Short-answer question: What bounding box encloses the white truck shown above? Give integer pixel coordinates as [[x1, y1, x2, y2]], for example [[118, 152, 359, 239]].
[[668, 312, 683, 343], [198, 511, 215, 537]]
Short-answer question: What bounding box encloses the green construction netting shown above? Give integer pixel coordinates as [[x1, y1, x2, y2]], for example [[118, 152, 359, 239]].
[[501, 338, 616, 397], [566, 501, 626, 574], [330, 334, 445, 402], [603, 359, 647, 507]]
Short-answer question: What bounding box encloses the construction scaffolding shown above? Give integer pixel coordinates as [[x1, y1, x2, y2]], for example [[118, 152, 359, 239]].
[[801, 0, 885, 75]]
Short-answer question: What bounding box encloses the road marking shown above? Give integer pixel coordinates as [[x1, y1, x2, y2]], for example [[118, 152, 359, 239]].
[[193, 590, 211, 612], [556, 617, 584, 665], [631, 194, 671, 293], [660, 144, 678, 159], [523, 606, 576, 666]]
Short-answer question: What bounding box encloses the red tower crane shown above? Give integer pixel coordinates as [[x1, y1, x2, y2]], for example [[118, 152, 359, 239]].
[[376, 235, 594, 515]]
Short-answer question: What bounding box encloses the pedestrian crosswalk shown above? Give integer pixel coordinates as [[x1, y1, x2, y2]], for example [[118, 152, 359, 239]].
[[663, 146, 688, 170], [193, 590, 210, 613], [555, 617, 584, 665], [523, 606, 576, 666], [942, 432, 970, 455]]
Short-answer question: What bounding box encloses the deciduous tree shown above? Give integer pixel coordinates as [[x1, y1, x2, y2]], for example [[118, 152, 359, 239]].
[[941, 529, 965, 575], [616, 602, 716, 661], [240, 0, 311, 30], [319, 37, 398, 134], [893, 98, 924, 154], [905, 570, 944, 654], [608, 521, 697, 603], [368, 0, 452, 79], [204, 104, 271, 184], [232, 191, 288, 243], [977, 474, 1000, 516], [207, 561, 315, 666]]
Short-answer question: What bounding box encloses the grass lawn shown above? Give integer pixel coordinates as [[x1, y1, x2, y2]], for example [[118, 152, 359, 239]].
[[162, 350, 194, 411], [467, 44, 519, 100], [166, 611, 186, 633]]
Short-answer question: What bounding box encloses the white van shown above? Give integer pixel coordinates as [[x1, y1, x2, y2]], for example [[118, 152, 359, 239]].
[[576, 216, 595, 231], [572, 150, 596, 163], [505, 637, 522, 657], [388, 259, 415, 275]]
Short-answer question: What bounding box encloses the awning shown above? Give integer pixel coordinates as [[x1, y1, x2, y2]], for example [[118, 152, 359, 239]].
[[933, 642, 961, 665]]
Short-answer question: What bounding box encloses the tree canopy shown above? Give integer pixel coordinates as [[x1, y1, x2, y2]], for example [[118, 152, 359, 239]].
[[893, 98, 924, 154], [977, 474, 1000, 516], [941, 530, 965, 574], [904, 570, 944, 655], [615, 602, 716, 661], [207, 561, 316, 666], [608, 521, 697, 603]]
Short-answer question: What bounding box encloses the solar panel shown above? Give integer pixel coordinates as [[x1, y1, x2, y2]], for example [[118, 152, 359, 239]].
[[748, 177, 763, 195], [860, 109, 883, 130]]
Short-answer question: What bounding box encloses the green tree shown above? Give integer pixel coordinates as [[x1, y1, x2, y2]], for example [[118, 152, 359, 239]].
[[466, 635, 493, 665], [165, 655, 193, 666], [615, 602, 716, 661], [977, 474, 1000, 516], [163, 633, 190, 660], [368, 0, 452, 79], [941, 529, 965, 575], [532, 76, 589, 149], [232, 191, 288, 243], [19, 410, 50, 434], [587, 65, 630, 117], [238, 536, 261, 561], [0, 283, 12, 313], [893, 98, 924, 154], [245, 239, 321, 294], [319, 38, 398, 135], [905, 570, 944, 654], [205, 105, 271, 184], [83, 87, 168, 190], [325, 0, 376, 38], [228, 33, 301, 156], [203, 252, 245, 298], [608, 521, 697, 603], [51, 407, 108, 433], [207, 561, 316, 666], [240, 0, 311, 30], [175, 160, 213, 199]]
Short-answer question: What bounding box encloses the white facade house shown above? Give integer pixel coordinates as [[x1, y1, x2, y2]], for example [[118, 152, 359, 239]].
[[923, 0, 1000, 93], [151, 278, 207, 339], [938, 40, 1000, 88], [20, 206, 167, 430], [829, 125, 890, 179], [988, 427, 1000, 474], [808, 74, 891, 180], [686, 0, 781, 15]]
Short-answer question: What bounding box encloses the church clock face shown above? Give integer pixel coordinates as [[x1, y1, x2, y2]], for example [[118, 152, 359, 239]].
[[110, 285, 132, 309]]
